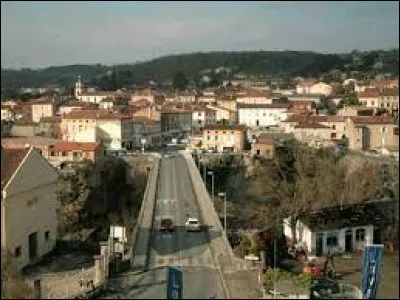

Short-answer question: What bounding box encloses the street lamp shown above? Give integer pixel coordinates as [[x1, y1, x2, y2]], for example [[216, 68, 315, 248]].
[[207, 171, 214, 201], [218, 192, 227, 231]]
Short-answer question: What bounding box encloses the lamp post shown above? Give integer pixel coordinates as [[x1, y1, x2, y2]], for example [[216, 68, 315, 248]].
[[207, 171, 214, 201], [218, 192, 227, 231]]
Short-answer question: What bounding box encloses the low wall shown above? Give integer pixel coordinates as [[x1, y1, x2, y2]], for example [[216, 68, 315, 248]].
[[129, 156, 160, 271], [27, 267, 96, 299], [181, 151, 236, 298]]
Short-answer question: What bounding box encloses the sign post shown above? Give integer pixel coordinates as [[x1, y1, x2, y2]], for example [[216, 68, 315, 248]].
[[361, 244, 384, 299], [167, 267, 183, 299]]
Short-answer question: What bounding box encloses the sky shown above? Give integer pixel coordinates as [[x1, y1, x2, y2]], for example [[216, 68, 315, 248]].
[[1, 1, 399, 69]]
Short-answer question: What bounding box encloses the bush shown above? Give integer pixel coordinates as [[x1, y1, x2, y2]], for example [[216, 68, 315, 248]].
[[294, 273, 315, 288], [263, 267, 315, 291]]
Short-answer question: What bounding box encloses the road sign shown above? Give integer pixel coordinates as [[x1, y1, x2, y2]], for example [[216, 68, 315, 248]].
[[362, 244, 384, 299], [167, 266, 183, 299]]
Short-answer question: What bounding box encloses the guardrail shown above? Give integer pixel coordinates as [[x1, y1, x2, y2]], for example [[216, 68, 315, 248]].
[[129, 156, 160, 271], [180, 151, 234, 298]]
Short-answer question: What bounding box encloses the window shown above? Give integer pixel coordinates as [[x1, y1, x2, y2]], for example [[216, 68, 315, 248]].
[[265, 149, 271, 155], [198, 112, 201, 116], [62, 151, 67, 156], [45, 230, 50, 241], [256, 149, 260, 155], [50, 151, 55, 156], [371, 101, 375, 106], [382, 127, 387, 133], [207, 136, 210, 140], [326, 234, 338, 247], [15, 246, 21, 257], [387, 103, 390, 108], [215, 135, 218, 141], [331, 133, 337, 139], [332, 125, 336, 130], [355, 228, 366, 242]]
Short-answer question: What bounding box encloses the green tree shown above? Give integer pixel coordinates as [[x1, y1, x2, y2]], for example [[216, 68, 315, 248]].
[[173, 71, 188, 91]]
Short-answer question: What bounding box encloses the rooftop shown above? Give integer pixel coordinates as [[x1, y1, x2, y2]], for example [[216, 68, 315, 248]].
[[203, 124, 246, 132], [50, 141, 101, 152], [238, 103, 290, 109], [294, 123, 331, 129], [63, 109, 129, 120], [1, 147, 30, 189]]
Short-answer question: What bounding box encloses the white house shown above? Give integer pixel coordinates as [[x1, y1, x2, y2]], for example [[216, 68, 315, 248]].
[[296, 81, 332, 96], [1, 147, 58, 270], [282, 201, 394, 256], [31, 99, 55, 123], [238, 103, 291, 128], [74, 77, 117, 104], [192, 107, 217, 131], [1, 105, 14, 121], [61, 109, 134, 150]]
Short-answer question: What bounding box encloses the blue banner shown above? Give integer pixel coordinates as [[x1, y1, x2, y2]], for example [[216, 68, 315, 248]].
[[167, 267, 183, 299], [361, 244, 384, 299]]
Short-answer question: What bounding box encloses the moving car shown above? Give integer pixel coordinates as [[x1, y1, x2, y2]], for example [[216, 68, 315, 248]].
[[185, 217, 201, 232], [159, 217, 174, 232]]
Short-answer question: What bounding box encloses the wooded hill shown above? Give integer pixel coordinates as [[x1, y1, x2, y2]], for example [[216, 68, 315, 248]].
[[1, 49, 398, 90]]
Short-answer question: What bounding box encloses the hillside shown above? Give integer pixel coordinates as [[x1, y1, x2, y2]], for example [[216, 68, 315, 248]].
[[1, 49, 398, 91]]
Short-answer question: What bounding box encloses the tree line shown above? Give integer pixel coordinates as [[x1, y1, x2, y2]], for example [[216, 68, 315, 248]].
[[2, 49, 398, 93]]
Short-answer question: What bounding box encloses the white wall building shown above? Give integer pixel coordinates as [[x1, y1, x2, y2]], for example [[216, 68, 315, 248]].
[[238, 103, 290, 128], [192, 107, 217, 131], [1, 147, 58, 270], [283, 217, 373, 256], [31, 100, 55, 123], [61, 109, 134, 150], [296, 81, 332, 96]]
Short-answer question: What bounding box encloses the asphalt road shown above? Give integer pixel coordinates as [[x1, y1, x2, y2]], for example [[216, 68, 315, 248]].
[[103, 154, 225, 299]]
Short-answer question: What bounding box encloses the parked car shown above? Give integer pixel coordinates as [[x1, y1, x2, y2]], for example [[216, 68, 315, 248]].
[[185, 217, 201, 232]]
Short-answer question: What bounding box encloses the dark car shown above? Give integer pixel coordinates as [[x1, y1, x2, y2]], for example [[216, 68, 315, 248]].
[[159, 218, 174, 232]]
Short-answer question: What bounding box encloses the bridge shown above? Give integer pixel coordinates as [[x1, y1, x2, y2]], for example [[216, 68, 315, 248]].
[[102, 151, 261, 299]]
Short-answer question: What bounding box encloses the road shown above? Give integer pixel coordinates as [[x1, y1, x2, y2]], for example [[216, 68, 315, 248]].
[[103, 154, 225, 299]]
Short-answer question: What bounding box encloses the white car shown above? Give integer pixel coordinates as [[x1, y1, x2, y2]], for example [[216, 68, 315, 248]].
[[185, 218, 201, 232]]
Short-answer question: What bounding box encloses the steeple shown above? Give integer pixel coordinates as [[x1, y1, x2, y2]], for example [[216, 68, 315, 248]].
[[75, 75, 83, 99]]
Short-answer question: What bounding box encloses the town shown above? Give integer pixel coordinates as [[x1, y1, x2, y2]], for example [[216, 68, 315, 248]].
[[1, 2, 399, 300]]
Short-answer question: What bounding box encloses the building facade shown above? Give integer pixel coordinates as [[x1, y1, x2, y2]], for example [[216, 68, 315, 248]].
[[202, 124, 246, 152], [238, 103, 291, 128], [1, 147, 58, 270]]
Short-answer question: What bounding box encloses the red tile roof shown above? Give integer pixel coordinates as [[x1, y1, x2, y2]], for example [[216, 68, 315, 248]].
[[294, 123, 331, 129], [1, 147, 30, 189], [255, 138, 275, 145], [50, 141, 101, 152], [63, 109, 129, 120], [238, 103, 290, 109], [358, 88, 380, 98], [203, 124, 246, 131], [350, 116, 395, 124], [380, 88, 399, 97]]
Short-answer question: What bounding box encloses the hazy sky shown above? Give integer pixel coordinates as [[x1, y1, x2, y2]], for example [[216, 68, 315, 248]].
[[1, 1, 399, 69]]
